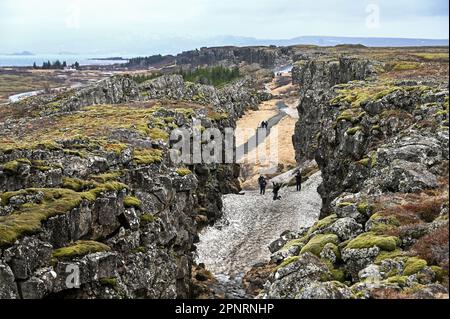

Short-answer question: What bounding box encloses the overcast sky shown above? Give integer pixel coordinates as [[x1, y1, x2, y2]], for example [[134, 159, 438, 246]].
[[0, 0, 448, 54]]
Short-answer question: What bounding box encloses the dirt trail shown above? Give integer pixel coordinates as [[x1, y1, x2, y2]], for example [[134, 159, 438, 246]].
[[236, 74, 299, 189]]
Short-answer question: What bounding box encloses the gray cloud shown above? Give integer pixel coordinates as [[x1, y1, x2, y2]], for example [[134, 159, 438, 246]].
[[0, 0, 447, 54]]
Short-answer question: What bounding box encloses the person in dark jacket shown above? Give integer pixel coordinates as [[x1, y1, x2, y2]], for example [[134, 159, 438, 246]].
[[258, 175, 267, 195], [272, 182, 282, 200], [295, 171, 302, 192]]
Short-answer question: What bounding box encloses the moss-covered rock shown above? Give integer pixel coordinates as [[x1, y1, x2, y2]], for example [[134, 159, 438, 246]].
[[133, 148, 164, 165], [301, 234, 339, 256], [386, 275, 408, 287], [124, 196, 142, 208], [176, 168, 192, 177], [346, 232, 398, 251], [431, 266, 448, 282], [330, 268, 346, 282], [276, 256, 300, 270], [403, 257, 427, 276], [140, 213, 157, 225], [62, 177, 95, 192], [308, 214, 338, 234], [2, 158, 31, 174], [374, 249, 407, 263], [346, 126, 362, 136]]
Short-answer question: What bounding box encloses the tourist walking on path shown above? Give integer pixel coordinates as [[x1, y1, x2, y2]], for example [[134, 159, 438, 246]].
[[295, 171, 302, 192], [272, 182, 282, 200], [258, 175, 267, 195]]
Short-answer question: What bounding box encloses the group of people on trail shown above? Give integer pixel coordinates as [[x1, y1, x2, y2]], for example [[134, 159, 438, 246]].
[[258, 170, 302, 201], [260, 120, 269, 129]]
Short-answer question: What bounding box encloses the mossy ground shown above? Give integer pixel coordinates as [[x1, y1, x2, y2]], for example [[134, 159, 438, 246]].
[[0, 103, 193, 153], [0, 182, 128, 246]]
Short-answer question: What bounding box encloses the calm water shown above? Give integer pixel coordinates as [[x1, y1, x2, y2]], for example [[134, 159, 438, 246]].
[[0, 54, 129, 67]]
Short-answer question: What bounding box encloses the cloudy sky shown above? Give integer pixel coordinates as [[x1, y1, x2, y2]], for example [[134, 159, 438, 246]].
[[0, 0, 448, 54]]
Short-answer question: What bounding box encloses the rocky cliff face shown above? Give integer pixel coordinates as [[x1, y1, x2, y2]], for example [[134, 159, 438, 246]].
[[176, 46, 292, 69], [260, 52, 449, 299], [292, 56, 376, 163], [0, 74, 264, 299]]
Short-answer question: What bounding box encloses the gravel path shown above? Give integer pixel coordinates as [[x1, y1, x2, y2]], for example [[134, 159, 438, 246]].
[[196, 171, 322, 281]]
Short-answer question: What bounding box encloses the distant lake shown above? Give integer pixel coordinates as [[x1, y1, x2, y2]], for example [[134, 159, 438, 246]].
[[0, 54, 130, 67]]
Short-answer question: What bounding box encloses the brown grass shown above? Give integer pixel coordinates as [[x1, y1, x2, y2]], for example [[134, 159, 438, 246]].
[[375, 187, 448, 227], [412, 224, 449, 270]]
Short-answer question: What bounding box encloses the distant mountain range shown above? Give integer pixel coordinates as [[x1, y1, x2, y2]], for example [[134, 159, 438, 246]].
[[126, 35, 449, 55], [5, 36, 448, 57], [243, 35, 449, 47]]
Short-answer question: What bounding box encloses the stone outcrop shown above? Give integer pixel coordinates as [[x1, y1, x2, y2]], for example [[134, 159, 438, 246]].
[[176, 46, 292, 69], [0, 73, 264, 299], [260, 52, 449, 299]]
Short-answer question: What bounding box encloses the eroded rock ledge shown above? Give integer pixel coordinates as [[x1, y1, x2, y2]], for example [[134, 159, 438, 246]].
[[259, 54, 449, 299], [0, 74, 266, 299]]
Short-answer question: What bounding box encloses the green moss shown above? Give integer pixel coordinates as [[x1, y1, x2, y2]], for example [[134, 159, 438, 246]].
[[62, 177, 95, 192], [403, 257, 427, 276], [52, 240, 110, 260], [346, 232, 398, 251], [300, 234, 339, 256], [370, 152, 378, 167], [149, 128, 169, 142], [369, 213, 401, 234], [431, 266, 448, 282], [124, 196, 142, 209], [392, 62, 420, 71], [209, 111, 229, 121], [38, 141, 61, 151], [413, 52, 449, 61], [0, 190, 28, 205], [330, 268, 346, 282], [90, 171, 122, 183], [0, 188, 91, 246], [2, 158, 31, 173], [374, 250, 407, 264], [99, 277, 118, 287], [276, 256, 300, 270], [386, 275, 408, 287], [281, 236, 309, 251], [357, 158, 370, 167], [337, 202, 354, 208], [133, 148, 164, 165], [435, 109, 449, 116], [176, 168, 192, 177], [336, 110, 366, 124], [357, 201, 370, 214], [331, 83, 400, 108], [140, 213, 157, 226], [103, 142, 127, 155], [346, 126, 362, 136], [308, 214, 338, 234], [82, 181, 128, 202]]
